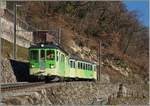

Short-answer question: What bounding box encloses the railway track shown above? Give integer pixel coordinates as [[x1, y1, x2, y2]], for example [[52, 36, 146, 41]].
[[1, 82, 45, 92], [1, 81, 94, 93]]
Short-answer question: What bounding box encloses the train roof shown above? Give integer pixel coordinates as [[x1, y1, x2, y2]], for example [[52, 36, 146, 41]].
[[29, 43, 69, 55], [69, 55, 96, 65]]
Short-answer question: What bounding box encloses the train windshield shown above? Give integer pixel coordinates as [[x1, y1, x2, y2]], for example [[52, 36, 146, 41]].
[[46, 50, 55, 60], [30, 50, 38, 61]]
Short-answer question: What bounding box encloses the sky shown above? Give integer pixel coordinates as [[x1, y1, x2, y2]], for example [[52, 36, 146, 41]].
[[123, 0, 149, 27]]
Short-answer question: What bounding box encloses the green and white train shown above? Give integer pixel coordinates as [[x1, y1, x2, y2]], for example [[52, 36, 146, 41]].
[[29, 43, 97, 81]]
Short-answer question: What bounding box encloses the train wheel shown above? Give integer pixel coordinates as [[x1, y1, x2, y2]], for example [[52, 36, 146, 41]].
[[28, 75, 37, 82], [59, 77, 64, 82], [45, 76, 49, 83]]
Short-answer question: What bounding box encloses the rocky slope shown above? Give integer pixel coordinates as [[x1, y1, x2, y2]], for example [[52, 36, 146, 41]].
[[1, 58, 17, 84]]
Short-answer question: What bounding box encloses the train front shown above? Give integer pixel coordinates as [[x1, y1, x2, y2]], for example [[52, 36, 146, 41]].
[[29, 44, 56, 79]]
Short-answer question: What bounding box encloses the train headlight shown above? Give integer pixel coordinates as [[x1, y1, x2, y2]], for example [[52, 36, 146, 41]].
[[50, 65, 55, 68], [41, 44, 44, 47], [31, 65, 35, 68]]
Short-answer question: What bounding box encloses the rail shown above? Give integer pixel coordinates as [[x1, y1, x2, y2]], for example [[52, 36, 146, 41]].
[[1, 82, 45, 92]]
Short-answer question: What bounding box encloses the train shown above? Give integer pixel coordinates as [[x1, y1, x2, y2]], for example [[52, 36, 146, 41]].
[[29, 43, 97, 82]]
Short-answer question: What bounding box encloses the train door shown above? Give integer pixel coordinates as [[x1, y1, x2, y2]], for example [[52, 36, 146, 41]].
[[55, 50, 59, 74], [40, 49, 45, 70], [59, 53, 65, 76], [69, 59, 76, 78], [64, 56, 69, 77]]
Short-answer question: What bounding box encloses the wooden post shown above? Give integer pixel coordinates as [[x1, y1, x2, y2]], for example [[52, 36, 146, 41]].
[[13, 1, 17, 59]]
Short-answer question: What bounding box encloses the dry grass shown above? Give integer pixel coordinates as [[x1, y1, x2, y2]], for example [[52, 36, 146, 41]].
[[1, 38, 28, 60]]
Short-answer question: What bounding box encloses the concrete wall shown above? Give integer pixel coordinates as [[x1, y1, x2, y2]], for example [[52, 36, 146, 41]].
[[1, 17, 32, 48]]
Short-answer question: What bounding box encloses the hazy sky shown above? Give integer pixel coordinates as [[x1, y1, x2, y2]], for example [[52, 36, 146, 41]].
[[123, 0, 149, 27]]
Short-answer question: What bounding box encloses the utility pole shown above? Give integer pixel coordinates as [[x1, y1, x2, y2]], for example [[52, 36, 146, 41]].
[[58, 28, 61, 45], [98, 40, 101, 81], [13, 2, 16, 59]]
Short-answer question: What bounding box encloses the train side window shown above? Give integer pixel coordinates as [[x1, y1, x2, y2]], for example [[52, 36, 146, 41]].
[[90, 65, 92, 70], [79, 62, 82, 69], [46, 50, 55, 60], [92, 65, 94, 71], [70, 61, 75, 68], [81, 63, 83, 69], [93, 66, 94, 71], [89, 65, 91, 70], [60, 54, 63, 62], [70, 60, 72, 68], [94, 66, 96, 71], [56, 51, 59, 61], [66, 57, 69, 65], [73, 61, 75, 68], [89, 64, 91, 70], [88, 64, 90, 70], [70, 61, 74, 68], [78, 62, 80, 69], [59, 53, 61, 61], [86, 64, 88, 70], [83, 63, 85, 70], [30, 50, 38, 60], [74, 61, 76, 68], [61, 54, 64, 62]]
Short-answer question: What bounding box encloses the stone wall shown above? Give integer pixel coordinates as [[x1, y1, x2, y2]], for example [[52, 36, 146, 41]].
[[1, 82, 148, 105], [1, 82, 119, 105]]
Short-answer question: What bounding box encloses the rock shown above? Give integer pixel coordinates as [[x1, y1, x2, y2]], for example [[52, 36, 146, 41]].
[[1, 58, 17, 83]]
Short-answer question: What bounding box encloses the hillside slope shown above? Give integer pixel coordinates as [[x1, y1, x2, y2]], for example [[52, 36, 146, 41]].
[[5, 1, 148, 83], [1, 1, 148, 105]]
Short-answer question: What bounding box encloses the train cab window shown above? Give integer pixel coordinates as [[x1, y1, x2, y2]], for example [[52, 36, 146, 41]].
[[30, 50, 38, 60], [40, 50, 45, 60], [46, 50, 55, 60]]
